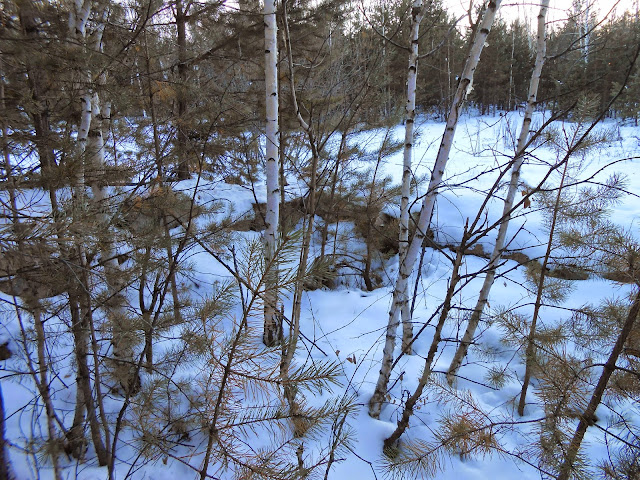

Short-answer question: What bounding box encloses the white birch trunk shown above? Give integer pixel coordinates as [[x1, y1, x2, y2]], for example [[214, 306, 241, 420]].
[[263, 0, 281, 346], [399, 0, 429, 355], [446, 0, 550, 385], [86, 93, 135, 385], [69, 0, 90, 39], [71, 3, 139, 392], [76, 92, 92, 189], [368, 0, 502, 419]]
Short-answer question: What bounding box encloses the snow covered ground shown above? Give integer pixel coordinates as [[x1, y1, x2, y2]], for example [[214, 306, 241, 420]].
[[1, 111, 639, 479]]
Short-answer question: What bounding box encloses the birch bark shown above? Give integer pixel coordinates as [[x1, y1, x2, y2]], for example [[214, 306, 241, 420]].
[[263, 0, 281, 346], [399, 0, 430, 355], [63, 3, 115, 462], [369, 0, 502, 419], [446, 0, 550, 385], [70, 2, 140, 393]]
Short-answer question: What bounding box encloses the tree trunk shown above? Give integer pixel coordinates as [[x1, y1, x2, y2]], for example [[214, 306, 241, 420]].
[[67, 290, 108, 465], [263, 0, 281, 347], [446, 0, 550, 385], [517, 157, 569, 415], [175, 0, 190, 180], [31, 303, 63, 480], [280, 1, 319, 433], [87, 93, 140, 393], [369, 0, 503, 419], [284, 141, 318, 434], [556, 288, 640, 480], [399, 0, 430, 356], [385, 239, 466, 448], [71, 2, 140, 394]]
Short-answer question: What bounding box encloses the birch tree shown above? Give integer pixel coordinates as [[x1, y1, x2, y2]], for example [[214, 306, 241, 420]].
[[446, 0, 550, 385], [263, 0, 281, 346], [369, 0, 503, 419], [69, 0, 140, 395], [399, 0, 431, 355], [65, 2, 116, 461]]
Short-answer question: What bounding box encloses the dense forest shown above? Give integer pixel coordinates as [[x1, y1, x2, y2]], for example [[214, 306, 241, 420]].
[[1, 0, 640, 479]]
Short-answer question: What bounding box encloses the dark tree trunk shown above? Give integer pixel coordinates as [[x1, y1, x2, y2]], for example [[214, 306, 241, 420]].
[[175, 0, 190, 180], [557, 288, 640, 480]]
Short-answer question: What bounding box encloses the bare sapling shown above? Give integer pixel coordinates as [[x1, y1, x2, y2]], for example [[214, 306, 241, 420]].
[[281, 0, 321, 433], [384, 224, 469, 449], [13, 299, 63, 480]]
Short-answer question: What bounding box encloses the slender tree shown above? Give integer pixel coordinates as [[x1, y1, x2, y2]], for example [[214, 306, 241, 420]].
[[446, 0, 550, 385], [399, 0, 432, 355], [280, 0, 325, 431], [263, 0, 281, 346], [369, 0, 503, 419], [517, 155, 569, 416], [174, 0, 191, 179], [384, 226, 468, 449], [557, 287, 640, 480]]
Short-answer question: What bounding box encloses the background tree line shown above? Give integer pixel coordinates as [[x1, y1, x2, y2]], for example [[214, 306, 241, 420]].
[[1, 0, 639, 478], [3, 0, 640, 189]]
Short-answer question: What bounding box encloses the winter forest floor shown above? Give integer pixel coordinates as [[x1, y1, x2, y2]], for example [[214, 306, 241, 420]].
[[2, 111, 640, 479]]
